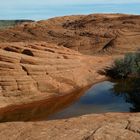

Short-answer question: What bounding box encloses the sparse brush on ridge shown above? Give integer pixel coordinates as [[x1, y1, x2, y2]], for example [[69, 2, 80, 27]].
[[0, 20, 34, 29], [105, 52, 140, 79]]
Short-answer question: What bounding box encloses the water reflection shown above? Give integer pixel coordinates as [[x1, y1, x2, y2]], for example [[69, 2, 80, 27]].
[[111, 78, 140, 112], [0, 87, 88, 122], [0, 78, 139, 122]]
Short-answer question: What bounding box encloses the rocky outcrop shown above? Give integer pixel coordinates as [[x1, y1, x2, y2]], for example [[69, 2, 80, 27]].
[[0, 42, 113, 108], [0, 14, 139, 107], [0, 14, 140, 140], [0, 113, 139, 140], [0, 14, 139, 54], [0, 14, 139, 108]]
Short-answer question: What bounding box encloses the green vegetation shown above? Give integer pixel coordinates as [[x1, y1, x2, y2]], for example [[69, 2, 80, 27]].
[[106, 52, 140, 79], [0, 20, 34, 29]]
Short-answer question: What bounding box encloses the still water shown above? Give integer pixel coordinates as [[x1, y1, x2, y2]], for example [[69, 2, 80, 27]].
[[49, 78, 140, 120], [0, 78, 139, 122]]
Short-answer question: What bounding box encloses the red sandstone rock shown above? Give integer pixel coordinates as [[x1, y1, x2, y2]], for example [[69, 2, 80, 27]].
[[0, 113, 139, 140], [0, 14, 140, 140], [0, 42, 113, 108], [0, 14, 139, 55]]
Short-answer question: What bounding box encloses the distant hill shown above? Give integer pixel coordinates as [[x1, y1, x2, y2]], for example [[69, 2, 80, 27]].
[[0, 20, 34, 29], [0, 14, 139, 55]]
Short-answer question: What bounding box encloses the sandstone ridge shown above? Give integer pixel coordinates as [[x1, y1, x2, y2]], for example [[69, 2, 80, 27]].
[[0, 14, 139, 54]]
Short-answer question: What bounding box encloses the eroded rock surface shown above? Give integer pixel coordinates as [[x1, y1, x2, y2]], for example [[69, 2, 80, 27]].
[[0, 14, 140, 140], [0, 42, 113, 108], [0, 14, 139, 107], [0, 113, 139, 140], [0, 14, 139, 54]]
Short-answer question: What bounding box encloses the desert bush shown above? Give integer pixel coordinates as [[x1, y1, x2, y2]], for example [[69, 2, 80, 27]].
[[105, 52, 140, 79]]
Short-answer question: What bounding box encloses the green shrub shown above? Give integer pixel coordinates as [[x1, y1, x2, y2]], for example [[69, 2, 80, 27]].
[[106, 52, 140, 79]]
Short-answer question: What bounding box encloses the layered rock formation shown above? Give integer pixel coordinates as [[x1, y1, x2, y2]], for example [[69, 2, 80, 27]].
[[0, 14, 139, 54], [0, 41, 113, 108], [0, 14, 139, 107], [0, 14, 140, 140]]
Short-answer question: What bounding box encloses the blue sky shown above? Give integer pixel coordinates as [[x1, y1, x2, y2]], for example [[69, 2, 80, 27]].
[[1, 0, 140, 7], [0, 0, 140, 20]]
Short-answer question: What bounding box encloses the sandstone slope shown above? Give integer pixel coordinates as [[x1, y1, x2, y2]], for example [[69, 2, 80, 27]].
[[0, 41, 113, 108], [0, 113, 139, 140], [0, 14, 139, 54], [0, 14, 139, 108], [0, 14, 140, 140]]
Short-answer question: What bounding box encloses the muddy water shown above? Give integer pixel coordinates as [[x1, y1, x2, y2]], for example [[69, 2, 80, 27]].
[[0, 86, 89, 122], [0, 78, 139, 122]]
